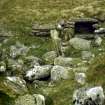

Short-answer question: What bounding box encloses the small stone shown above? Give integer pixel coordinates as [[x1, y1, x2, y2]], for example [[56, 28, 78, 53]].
[[95, 36, 102, 46], [75, 73, 86, 85], [0, 62, 6, 72]]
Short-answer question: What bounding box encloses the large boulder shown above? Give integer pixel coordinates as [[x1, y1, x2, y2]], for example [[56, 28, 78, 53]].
[[0, 76, 28, 98], [42, 51, 57, 64], [73, 86, 105, 105], [25, 65, 52, 81], [69, 38, 91, 50], [51, 65, 70, 81], [15, 94, 45, 105], [54, 56, 82, 67]]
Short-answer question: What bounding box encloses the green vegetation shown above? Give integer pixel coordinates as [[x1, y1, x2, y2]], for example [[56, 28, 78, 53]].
[[87, 53, 105, 88], [0, 0, 105, 105], [0, 0, 105, 34]]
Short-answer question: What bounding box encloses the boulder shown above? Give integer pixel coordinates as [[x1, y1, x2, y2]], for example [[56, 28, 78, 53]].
[[51, 65, 69, 81], [42, 51, 57, 64], [69, 38, 91, 50], [0, 76, 28, 98], [54, 56, 82, 67], [73, 86, 105, 105], [25, 65, 52, 81]]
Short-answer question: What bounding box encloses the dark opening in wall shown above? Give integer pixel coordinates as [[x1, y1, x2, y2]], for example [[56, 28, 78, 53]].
[[75, 22, 96, 34]]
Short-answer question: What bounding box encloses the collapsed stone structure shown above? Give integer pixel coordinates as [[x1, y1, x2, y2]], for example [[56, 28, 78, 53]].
[[32, 18, 101, 38], [32, 18, 104, 56]]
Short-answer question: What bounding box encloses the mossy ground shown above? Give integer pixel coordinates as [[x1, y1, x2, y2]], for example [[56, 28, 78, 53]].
[[0, 0, 105, 105]]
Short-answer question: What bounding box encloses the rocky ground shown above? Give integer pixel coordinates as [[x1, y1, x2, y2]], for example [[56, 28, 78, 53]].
[[0, 0, 105, 105], [0, 34, 105, 105]]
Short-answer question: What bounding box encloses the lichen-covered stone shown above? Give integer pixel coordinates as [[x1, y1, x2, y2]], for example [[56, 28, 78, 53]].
[[73, 86, 105, 105], [42, 51, 57, 64], [51, 65, 69, 81], [75, 73, 86, 85], [0, 77, 28, 98]]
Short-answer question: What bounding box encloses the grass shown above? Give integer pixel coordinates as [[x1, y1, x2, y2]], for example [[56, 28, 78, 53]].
[[0, 0, 105, 105], [0, 0, 104, 34], [87, 53, 105, 88]]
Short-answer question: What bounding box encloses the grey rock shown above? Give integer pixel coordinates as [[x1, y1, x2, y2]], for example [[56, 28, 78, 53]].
[[94, 28, 105, 34], [73, 86, 104, 105], [75, 73, 86, 85], [69, 38, 91, 50], [51, 65, 69, 81], [0, 76, 28, 98], [25, 65, 52, 81], [42, 51, 57, 64], [95, 36, 102, 46]]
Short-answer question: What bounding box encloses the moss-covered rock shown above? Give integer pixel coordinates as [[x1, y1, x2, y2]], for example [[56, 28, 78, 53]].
[[0, 77, 28, 98]]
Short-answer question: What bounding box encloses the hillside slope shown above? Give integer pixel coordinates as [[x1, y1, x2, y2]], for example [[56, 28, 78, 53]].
[[0, 0, 105, 34]]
